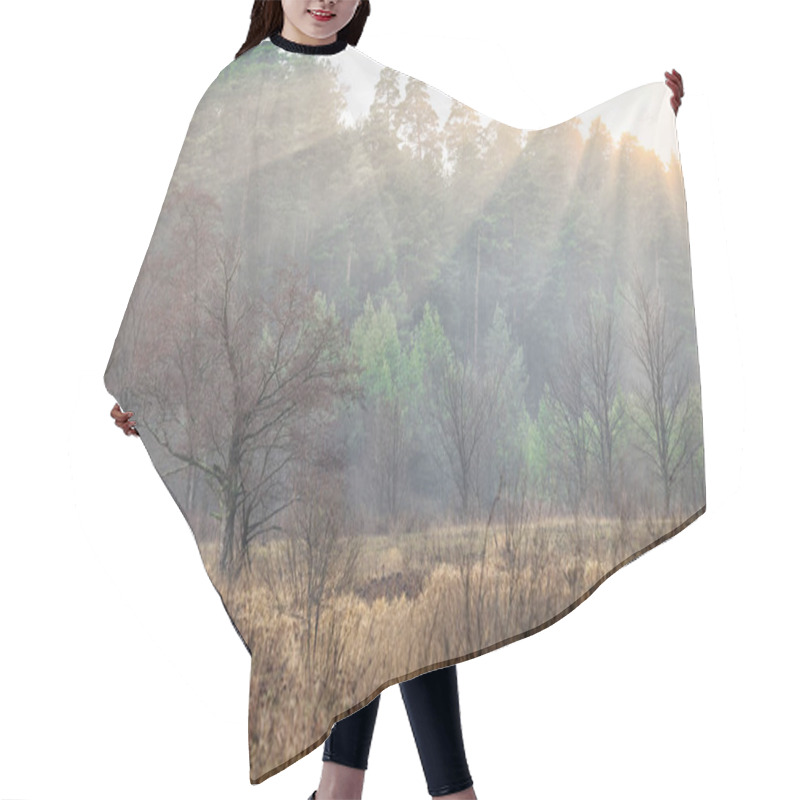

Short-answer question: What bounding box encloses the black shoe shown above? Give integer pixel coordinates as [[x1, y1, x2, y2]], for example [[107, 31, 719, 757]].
[[307, 792, 317, 800]]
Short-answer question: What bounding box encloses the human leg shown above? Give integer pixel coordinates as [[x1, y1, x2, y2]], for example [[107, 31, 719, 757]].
[[315, 693, 381, 800], [399, 665, 476, 798]]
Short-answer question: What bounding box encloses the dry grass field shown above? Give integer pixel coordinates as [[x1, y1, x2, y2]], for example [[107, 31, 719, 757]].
[[198, 508, 697, 781]]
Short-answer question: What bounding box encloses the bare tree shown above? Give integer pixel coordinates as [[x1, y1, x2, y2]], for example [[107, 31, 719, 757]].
[[139, 221, 362, 577], [110, 186, 223, 515], [579, 296, 625, 515], [428, 356, 504, 519], [284, 461, 362, 692], [624, 271, 700, 516], [364, 392, 409, 521], [494, 464, 551, 619], [544, 332, 590, 517]]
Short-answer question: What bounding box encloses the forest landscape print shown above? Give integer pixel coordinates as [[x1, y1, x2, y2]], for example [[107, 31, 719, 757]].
[[105, 41, 705, 782]]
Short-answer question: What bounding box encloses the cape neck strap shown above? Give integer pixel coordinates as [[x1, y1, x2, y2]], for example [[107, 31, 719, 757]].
[[269, 31, 348, 56]]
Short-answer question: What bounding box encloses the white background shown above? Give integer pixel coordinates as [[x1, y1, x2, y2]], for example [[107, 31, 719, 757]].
[[1, 1, 796, 798]]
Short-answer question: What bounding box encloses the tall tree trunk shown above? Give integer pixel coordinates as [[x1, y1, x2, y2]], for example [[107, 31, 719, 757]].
[[473, 228, 481, 367]]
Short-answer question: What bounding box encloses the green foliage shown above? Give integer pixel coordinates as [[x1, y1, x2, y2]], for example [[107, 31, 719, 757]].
[[350, 293, 414, 406], [410, 301, 455, 380]]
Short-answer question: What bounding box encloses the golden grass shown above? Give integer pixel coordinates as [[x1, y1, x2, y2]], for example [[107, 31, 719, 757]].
[[196, 512, 686, 781]]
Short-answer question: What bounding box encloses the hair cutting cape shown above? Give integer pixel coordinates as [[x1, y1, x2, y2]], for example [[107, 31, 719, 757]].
[[105, 34, 705, 785]]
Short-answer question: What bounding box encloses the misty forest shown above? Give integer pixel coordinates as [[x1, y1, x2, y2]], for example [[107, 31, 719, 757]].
[[106, 43, 705, 780]]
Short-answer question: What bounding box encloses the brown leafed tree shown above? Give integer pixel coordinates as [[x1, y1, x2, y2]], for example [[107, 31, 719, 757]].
[[134, 192, 363, 577]]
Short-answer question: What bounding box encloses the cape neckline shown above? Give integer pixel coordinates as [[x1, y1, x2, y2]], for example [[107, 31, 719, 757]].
[[269, 31, 348, 56]]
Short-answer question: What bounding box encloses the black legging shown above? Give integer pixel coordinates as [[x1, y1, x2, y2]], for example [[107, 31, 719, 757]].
[[323, 664, 474, 797]]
